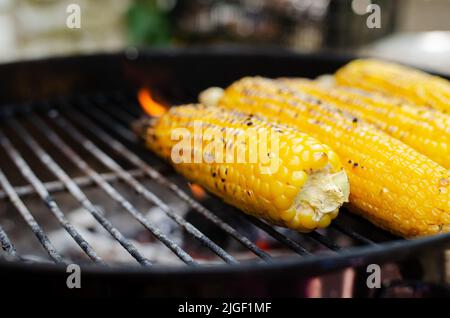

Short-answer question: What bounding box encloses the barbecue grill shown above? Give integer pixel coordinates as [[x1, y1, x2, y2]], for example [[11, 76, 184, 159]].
[[0, 47, 449, 297]]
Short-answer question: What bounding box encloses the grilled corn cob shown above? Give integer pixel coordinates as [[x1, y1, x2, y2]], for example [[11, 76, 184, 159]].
[[335, 59, 450, 114], [279, 78, 450, 168], [201, 77, 450, 237], [135, 105, 349, 232]]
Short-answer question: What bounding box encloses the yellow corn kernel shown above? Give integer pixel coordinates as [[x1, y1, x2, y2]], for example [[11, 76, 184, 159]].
[[297, 212, 318, 230], [280, 208, 296, 222], [284, 185, 299, 199], [290, 171, 308, 187], [260, 181, 271, 199], [140, 104, 348, 232], [218, 77, 450, 238], [318, 214, 332, 229], [273, 194, 291, 211], [329, 210, 339, 220], [270, 180, 285, 198], [282, 78, 450, 168], [335, 59, 450, 114]]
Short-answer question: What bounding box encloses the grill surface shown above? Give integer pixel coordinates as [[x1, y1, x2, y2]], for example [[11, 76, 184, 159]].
[[0, 50, 450, 283], [0, 90, 445, 270], [0, 93, 376, 264]]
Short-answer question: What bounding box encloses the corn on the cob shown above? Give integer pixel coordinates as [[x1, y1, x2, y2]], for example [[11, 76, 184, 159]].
[[202, 77, 450, 238], [136, 104, 349, 232], [280, 78, 450, 168], [335, 59, 450, 114]]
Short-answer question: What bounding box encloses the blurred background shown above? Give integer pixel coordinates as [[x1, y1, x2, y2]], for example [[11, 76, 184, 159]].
[[0, 0, 449, 73]]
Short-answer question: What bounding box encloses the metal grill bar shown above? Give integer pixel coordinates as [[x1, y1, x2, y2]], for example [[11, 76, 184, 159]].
[[0, 224, 16, 256], [308, 232, 341, 251], [0, 91, 393, 268], [30, 116, 192, 266], [77, 98, 138, 143], [92, 96, 136, 126], [77, 103, 314, 256], [51, 112, 238, 265], [107, 93, 143, 118], [241, 215, 310, 255], [68, 110, 272, 261], [0, 169, 146, 200], [0, 130, 103, 264], [0, 169, 64, 263], [8, 119, 159, 266], [77, 103, 138, 144], [100, 100, 345, 253], [332, 222, 377, 246]]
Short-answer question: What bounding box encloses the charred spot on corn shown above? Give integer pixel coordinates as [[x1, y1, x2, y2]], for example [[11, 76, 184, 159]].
[[139, 104, 349, 233], [218, 76, 450, 238]]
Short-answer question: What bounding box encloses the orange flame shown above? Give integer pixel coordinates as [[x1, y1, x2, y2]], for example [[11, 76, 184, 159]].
[[189, 183, 207, 201], [138, 88, 167, 117]]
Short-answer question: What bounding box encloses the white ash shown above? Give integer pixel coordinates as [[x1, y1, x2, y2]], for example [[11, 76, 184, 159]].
[[49, 202, 189, 265]]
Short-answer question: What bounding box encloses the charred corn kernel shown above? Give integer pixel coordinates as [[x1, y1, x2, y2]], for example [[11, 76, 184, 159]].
[[215, 76, 450, 238], [335, 59, 450, 114], [281, 78, 450, 168], [137, 104, 348, 232]]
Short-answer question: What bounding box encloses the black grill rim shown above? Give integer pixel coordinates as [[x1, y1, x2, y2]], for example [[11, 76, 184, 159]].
[[0, 48, 449, 278], [1, 232, 450, 278]]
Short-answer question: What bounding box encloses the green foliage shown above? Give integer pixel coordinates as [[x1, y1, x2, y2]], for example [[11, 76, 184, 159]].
[[127, 0, 172, 46]]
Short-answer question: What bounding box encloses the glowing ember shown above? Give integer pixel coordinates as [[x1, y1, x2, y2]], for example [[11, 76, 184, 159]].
[[189, 183, 207, 201], [255, 239, 270, 251], [138, 88, 167, 117]]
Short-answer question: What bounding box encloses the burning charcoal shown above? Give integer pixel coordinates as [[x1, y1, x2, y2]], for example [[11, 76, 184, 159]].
[[48, 208, 185, 265]]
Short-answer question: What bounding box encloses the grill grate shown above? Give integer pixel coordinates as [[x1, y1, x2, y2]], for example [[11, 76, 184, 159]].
[[0, 223, 16, 256], [0, 91, 399, 267]]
